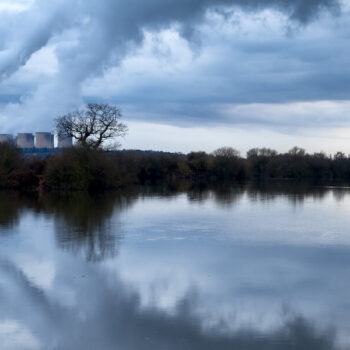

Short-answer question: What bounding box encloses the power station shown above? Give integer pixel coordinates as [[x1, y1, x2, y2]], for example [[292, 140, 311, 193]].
[[57, 135, 73, 148], [0, 132, 72, 149], [0, 134, 13, 143], [17, 133, 35, 148], [35, 132, 54, 149]]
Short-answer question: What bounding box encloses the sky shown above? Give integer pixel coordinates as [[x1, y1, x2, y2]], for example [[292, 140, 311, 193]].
[[0, 0, 349, 154]]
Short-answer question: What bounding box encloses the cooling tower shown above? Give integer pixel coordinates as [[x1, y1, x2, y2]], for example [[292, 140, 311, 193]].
[[57, 135, 73, 148], [35, 132, 54, 149], [0, 134, 13, 143], [17, 133, 34, 148]]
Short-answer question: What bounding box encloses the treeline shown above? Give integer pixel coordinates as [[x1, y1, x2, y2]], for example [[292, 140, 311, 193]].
[[1, 143, 350, 190]]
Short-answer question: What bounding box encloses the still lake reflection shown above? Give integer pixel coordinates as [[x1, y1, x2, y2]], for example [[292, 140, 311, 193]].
[[1, 182, 350, 349]]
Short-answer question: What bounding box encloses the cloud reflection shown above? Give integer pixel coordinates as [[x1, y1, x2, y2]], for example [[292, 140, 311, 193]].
[[0, 257, 341, 350]]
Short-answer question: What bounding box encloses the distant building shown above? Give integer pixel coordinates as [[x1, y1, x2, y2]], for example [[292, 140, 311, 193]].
[[57, 135, 73, 148], [2, 131, 73, 150], [17, 133, 34, 148], [0, 134, 13, 143], [35, 132, 54, 149]]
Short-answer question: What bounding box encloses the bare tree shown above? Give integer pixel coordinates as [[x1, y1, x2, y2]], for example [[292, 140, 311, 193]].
[[212, 147, 240, 159], [288, 146, 306, 157], [55, 104, 128, 149]]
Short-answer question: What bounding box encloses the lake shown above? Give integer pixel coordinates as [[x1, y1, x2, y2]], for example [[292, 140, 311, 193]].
[[1, 182, 350, 349]]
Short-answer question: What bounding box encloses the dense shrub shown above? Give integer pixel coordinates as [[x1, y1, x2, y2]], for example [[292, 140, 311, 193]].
[[44, 147, 120, 190], [212, 147, 248, 180], [4, 144, 350, 191], [187, 151, 212, 177], [246, 147, 350, 180], [136, 153, 191, 181], [0, 142, 21, 187], [10, 158, 46, 189]]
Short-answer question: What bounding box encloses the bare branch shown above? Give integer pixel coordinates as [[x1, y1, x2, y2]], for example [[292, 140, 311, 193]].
[[55, 104, 128, 149]]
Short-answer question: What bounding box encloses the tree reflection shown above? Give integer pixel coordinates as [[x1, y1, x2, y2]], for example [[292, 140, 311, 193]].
[[0, 191, 40, 230], [0, 192, 21, 229], [42, 191, 137, 262], [211, 183, 245, 207], [0, 190, 138, 261], [246, 181, 332, 205]]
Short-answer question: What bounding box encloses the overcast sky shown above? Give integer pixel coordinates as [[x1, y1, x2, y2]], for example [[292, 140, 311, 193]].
[[0, 0, 349, 154]]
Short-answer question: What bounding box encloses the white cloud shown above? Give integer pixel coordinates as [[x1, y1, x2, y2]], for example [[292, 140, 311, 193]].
[[0, 0, 34, 13], [0, 321, 40, 350], [123, 119, 350, 155]]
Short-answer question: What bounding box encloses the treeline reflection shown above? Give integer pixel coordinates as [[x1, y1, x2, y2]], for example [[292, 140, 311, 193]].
[[46, 192, 136, 261], [1, 181, 349, 259], [0, 191, 22, 229], [137, 180, 343, 205], [0, 189, 139, 261]]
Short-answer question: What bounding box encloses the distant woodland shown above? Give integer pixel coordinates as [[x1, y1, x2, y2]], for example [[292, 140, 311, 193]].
[[1, 143, 350, 191]]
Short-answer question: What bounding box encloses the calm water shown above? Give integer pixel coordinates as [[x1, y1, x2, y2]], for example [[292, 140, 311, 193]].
[[1, 182, 350, 349]]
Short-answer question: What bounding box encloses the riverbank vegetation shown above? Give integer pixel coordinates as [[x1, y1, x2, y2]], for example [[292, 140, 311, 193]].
[[2, 143, 350, 191]]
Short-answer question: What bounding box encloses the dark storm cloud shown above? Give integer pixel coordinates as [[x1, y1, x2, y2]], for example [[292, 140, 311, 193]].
[[1, 0, 340, 80], [0, 0, 341, 132], [103, 19, 350, 106]]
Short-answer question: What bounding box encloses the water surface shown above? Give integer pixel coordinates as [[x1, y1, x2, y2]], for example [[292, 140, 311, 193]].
[[1, 182, 350, 349]]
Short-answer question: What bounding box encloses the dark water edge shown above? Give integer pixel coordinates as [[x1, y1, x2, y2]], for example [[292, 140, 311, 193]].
[[2, 177, 350, 204], [1, 180, 350, 349]]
